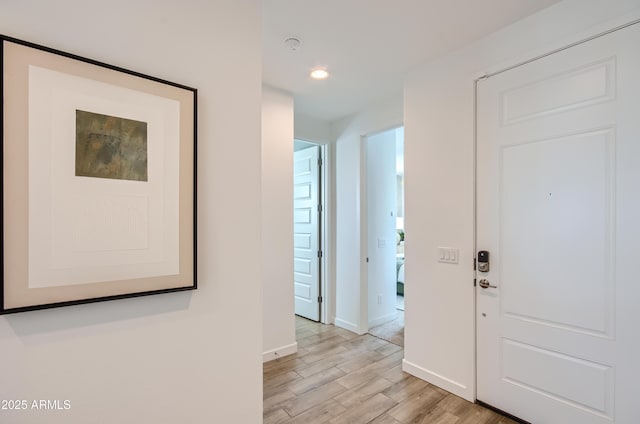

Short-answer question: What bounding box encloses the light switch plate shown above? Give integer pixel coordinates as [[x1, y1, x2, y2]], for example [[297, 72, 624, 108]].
[[438, 247, 459, 264]]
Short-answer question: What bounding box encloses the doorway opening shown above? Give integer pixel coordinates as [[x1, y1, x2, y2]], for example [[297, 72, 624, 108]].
[[293, 139, 327, 323], [365, 126, 405, 347]]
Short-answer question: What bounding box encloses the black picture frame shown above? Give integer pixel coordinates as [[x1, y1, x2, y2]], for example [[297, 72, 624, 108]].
[[1, 35, 197, 314]]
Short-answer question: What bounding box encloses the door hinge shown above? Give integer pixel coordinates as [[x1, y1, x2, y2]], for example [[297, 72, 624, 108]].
[[473, 278, 477, 287], [366, 257, 369, 263], [318, 296, 323, 303], [318, 250, 323, 258], [318, 158, 323, 166], [473, 258, 476, 271], [318, 204, 323, 213]]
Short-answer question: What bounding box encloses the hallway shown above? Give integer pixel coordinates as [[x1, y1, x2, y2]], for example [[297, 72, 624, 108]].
[[263, 317, 516, 424]]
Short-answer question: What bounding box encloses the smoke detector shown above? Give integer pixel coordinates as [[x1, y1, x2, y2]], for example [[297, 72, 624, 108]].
[[284, 37, 301, 51]]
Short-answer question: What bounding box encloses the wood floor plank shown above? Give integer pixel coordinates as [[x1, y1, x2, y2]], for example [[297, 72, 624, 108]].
[[264, 355, 306, 378], [386, 382, 448, 422], [263, 408, 290, 424], [331, 327, 361, 341], [296, 352, 351, 378], [379, 363, 409, 383], [497, 418, 519, 424], [264, 370, 303, 394], [368, 413, 403, 424], [383, 375, 430, 402], [285, 399, 346, 424], [457, 406, 505, 424], [333, 376, 394, 408], [287, 366, 346, 395], [280, 381, 347, 417], [264, 388, 297, 414], [335, 350, 404, 389], [416, 406, 461, 424], [301, 342, 349, 365], [375, 342, 403, 357], [435, 393, 477, 417], [328, 393, 397, 424], [344, 334, 387, 352], [335, 350, 385, 374], [297, 332, 339, 348], [368, 310, 404, 346], [304, 335, 352, 354], [362, 350, 404, 373]]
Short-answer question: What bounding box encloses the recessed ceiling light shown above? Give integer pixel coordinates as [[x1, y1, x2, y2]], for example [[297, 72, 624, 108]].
[[310, 68, 329, 80]]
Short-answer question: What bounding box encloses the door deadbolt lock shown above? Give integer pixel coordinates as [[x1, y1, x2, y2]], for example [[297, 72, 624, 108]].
[[477, 250, 489, 272], [478, 279, 497, 289]]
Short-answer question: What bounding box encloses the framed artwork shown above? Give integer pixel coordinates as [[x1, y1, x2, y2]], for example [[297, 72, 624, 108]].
[[1, 35, 197, 314]]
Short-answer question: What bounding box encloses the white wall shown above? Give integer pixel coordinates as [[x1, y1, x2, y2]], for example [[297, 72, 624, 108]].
[[262, 85, 296, 361], [0, 1, 263, 423], [332, 94, 403, 334], [403, 0, 640, 401], [295, 112, 332, 145], [366, 130, 398, 328]]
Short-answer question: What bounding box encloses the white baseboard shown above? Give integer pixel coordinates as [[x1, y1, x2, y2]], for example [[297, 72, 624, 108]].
[[262, 342, 298, 363], [402, 359, 473, 402], [368, 311, 398, 329], [334, 317, 367, 335]]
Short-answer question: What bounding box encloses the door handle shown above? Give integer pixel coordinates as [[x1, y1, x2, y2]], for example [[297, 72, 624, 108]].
[[478, 279, 497, 289]]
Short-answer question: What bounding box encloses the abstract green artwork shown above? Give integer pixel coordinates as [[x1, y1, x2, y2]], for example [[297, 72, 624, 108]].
[[75, 110, 148, 181]]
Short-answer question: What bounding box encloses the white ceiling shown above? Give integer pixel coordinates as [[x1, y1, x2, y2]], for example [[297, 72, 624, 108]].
[[262, 0, 562, 122]]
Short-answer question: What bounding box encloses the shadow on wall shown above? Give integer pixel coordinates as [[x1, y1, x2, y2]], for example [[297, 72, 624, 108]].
[[4, 291, 193, 338]]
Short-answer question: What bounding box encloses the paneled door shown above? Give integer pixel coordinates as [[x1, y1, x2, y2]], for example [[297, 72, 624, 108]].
[[293, 145, 321, 321], [476, 23, 640, 423]]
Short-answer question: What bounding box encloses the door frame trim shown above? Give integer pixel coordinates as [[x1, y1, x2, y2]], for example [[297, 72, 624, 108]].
[[477, 17, 640, 82], [318, 143, 330, 324], [472, 12, 640, 407]]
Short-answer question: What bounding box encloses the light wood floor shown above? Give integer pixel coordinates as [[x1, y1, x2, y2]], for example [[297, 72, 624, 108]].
[[368, 310, 404, 347], [263, 316, 516, 424]]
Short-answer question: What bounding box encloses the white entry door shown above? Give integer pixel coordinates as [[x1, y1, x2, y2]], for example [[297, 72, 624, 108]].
[[477, 23, 640, 424], [293, 145, 320, 321]]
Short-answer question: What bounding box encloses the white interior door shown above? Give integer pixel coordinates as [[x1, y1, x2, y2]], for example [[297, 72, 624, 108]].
[[293, 145, 320, 321], [477, 23, 640, 424]]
